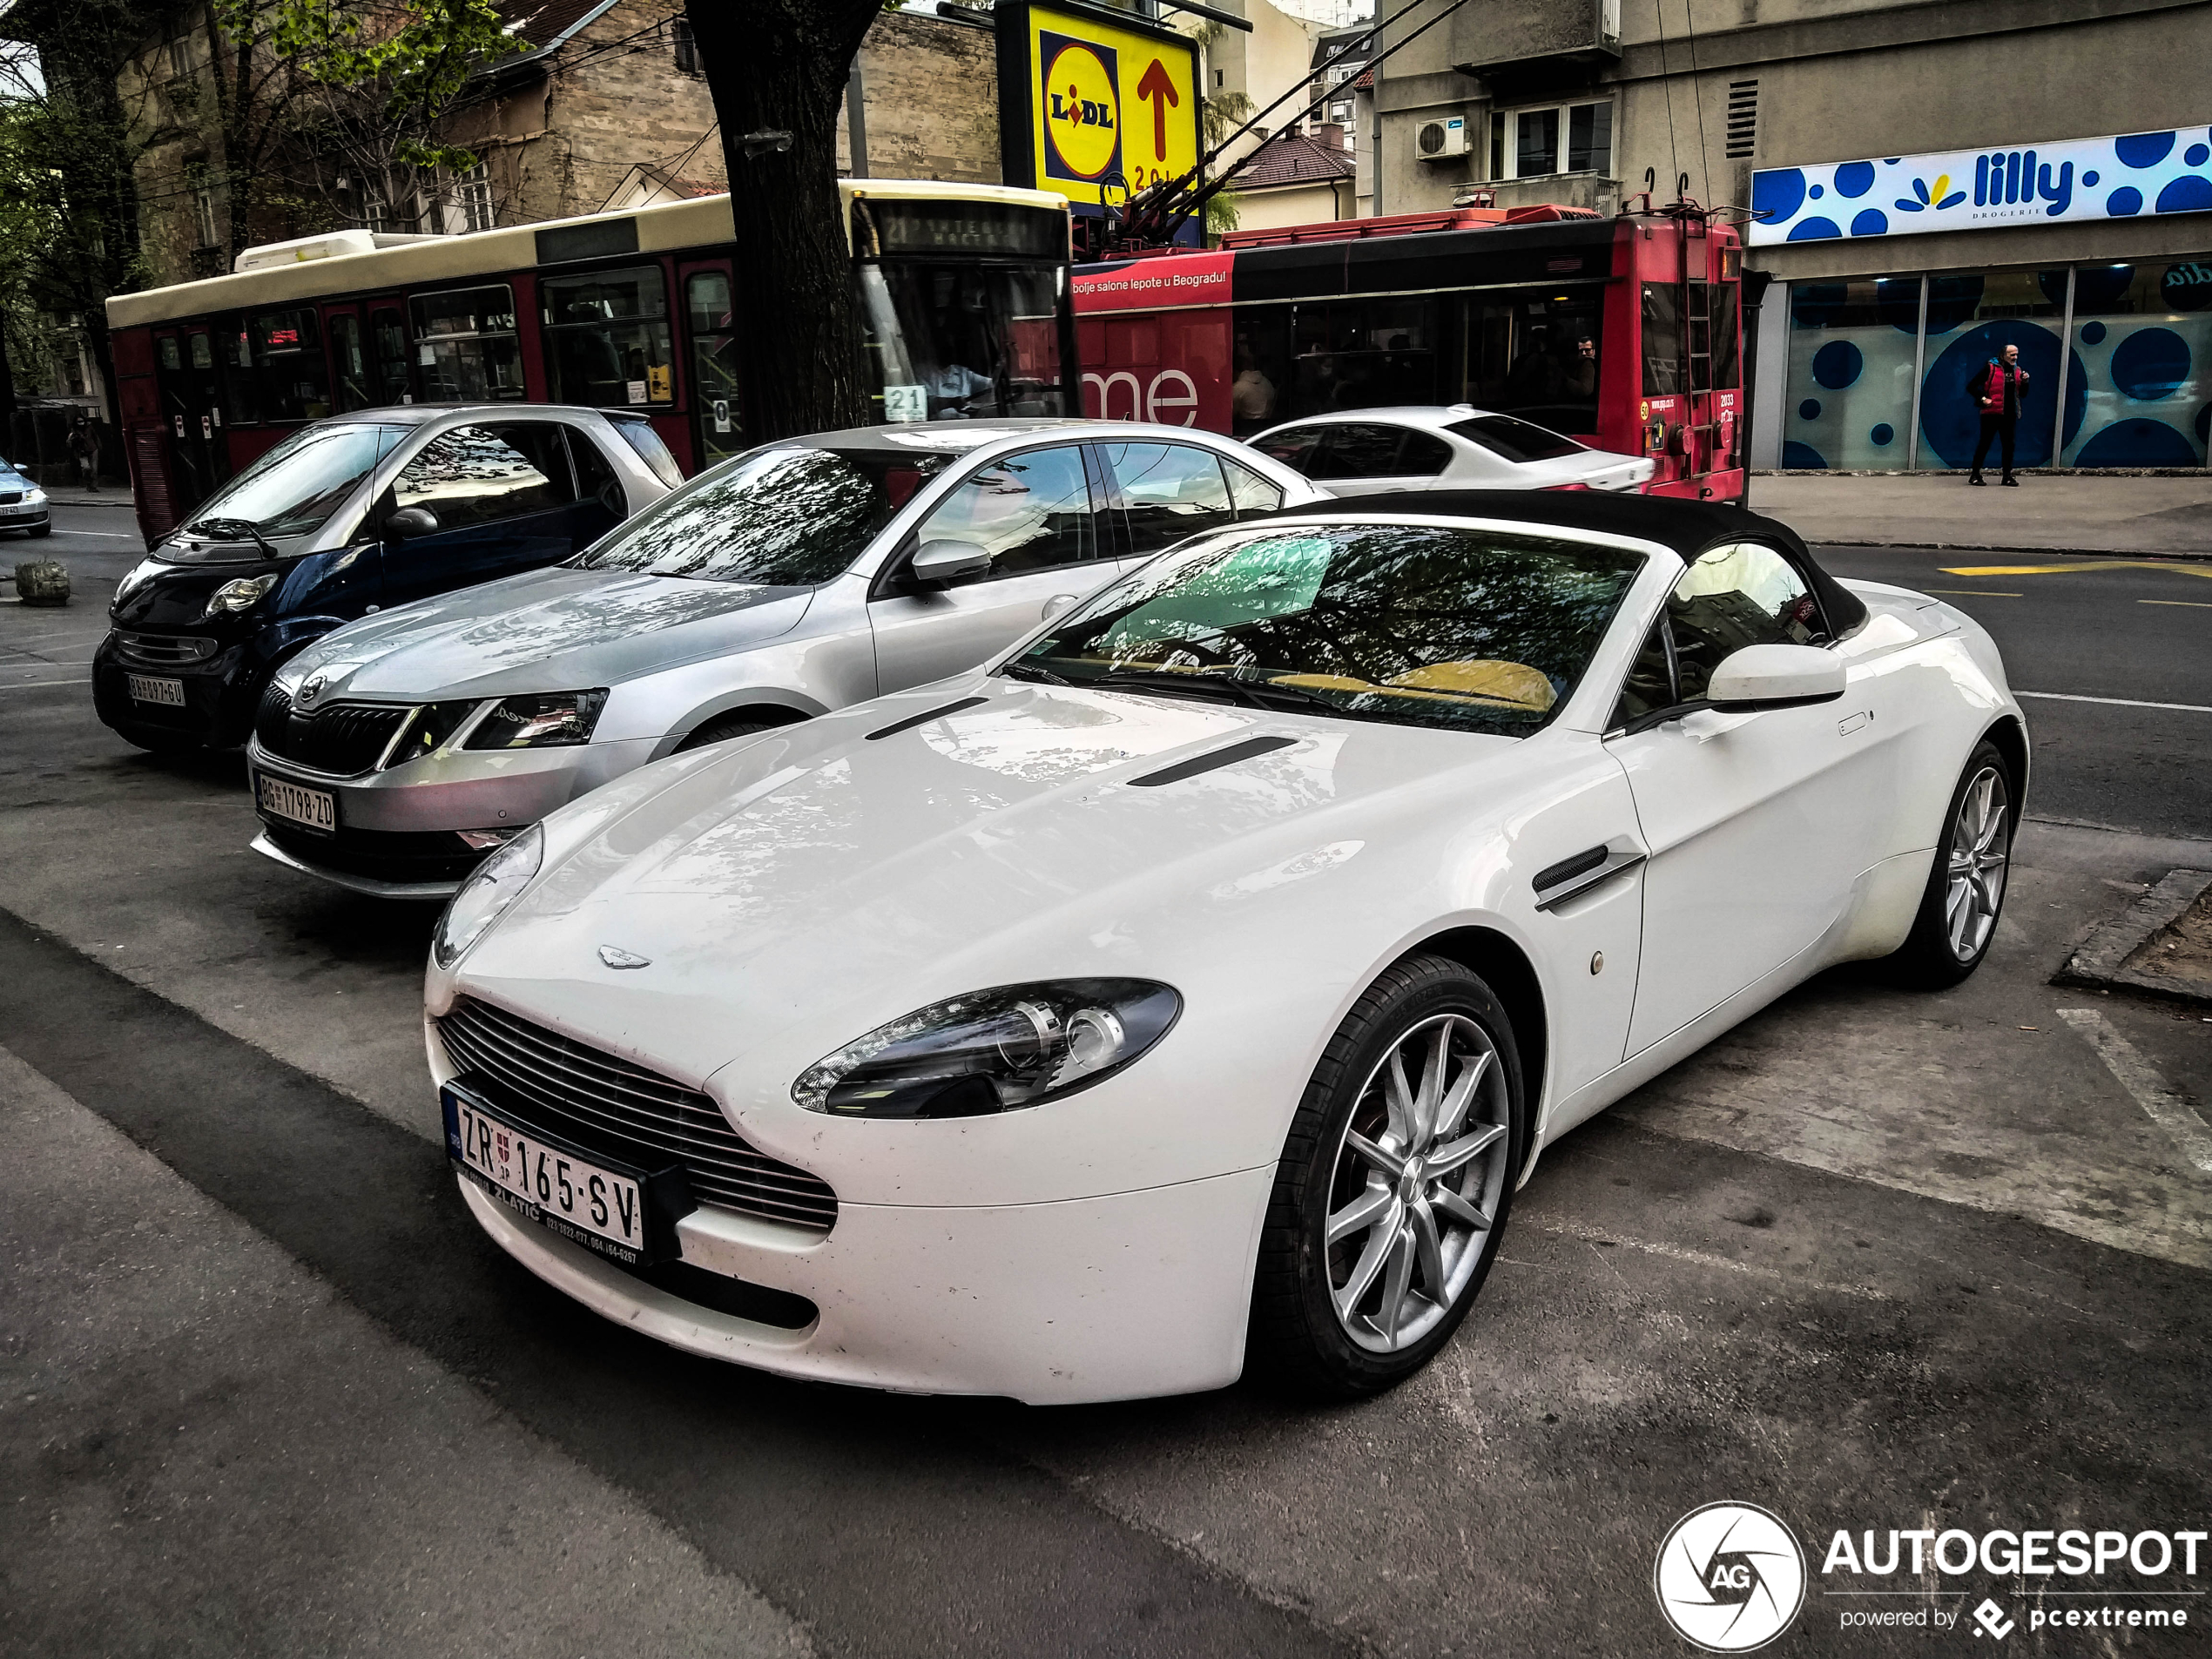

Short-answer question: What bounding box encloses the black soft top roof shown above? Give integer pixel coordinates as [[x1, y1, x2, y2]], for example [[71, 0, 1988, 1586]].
[[1247, 489, 1867, 636]]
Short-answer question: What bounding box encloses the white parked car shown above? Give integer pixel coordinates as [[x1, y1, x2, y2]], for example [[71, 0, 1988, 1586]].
[[1250, 405, 1655, 496], [423, 489, 2025, 1405], [247, 419, 1320, 897]]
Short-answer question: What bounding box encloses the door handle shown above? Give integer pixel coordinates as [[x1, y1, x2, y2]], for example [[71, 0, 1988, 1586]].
[[1532, 841, 1647, 912]]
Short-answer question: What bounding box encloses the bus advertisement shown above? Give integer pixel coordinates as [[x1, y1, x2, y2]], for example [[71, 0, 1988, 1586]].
[[1071, 204, 1747, 501], [103, 180, 1079, 544]]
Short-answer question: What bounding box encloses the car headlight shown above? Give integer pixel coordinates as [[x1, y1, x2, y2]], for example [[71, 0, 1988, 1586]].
[[432, 821, 544, 969], [463, 690, 608, 750], [25, 488, 45, 505], [792, 979, 1181, 1118], [203, 572, 280, 617]]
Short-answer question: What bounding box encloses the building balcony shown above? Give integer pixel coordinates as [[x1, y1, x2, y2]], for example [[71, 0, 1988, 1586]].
[[1452, 0, 1620, 94]]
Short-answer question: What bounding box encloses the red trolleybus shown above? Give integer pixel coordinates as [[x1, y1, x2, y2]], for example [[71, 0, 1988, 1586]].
[[1073, 204, 1746, 500], [103, 180, 1078, 543]]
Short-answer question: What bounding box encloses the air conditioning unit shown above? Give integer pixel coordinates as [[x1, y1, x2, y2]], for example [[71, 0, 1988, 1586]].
[[1417, 117, 1470, 159]]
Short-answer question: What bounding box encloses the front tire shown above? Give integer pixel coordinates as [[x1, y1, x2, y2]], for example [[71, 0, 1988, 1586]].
[[1248, 954, 1527, 1399], [675, 713, 778, 752], [1880, 740, 2013, 988]]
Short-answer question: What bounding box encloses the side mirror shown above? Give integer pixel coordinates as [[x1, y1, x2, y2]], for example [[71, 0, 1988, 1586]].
[[1706, 644, 1846, 711], [597, 480, 627, 517], [386, 505, 439, 540], [911, 538, 992, 584]]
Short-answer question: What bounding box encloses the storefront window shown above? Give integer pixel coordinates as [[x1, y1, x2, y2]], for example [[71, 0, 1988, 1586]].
[[542, 266, 675, 408], [409, 286, 523, 403], [2060, 261, 2211, 467], [1780, 277, 1921, 469], [1912, 268, 2066, 469]]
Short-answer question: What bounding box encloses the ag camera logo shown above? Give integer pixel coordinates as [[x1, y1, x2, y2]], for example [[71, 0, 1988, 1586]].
[[1656, 1502, 1808, 1652]]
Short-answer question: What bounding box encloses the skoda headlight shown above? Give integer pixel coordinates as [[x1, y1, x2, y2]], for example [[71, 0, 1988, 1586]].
[[464, 690, 608, 750], [25, 487, 45, 505], [203, 572, 280, 617], [432, 821, 544, 969], [792, 980, 1181, 1119]]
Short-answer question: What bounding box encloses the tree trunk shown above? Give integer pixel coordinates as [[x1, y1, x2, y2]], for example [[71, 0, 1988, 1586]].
[[685, 0, 881, 443]]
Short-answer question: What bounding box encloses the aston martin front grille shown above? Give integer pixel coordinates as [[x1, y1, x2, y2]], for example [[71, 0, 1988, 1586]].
[[433, 997, 840, 1233]]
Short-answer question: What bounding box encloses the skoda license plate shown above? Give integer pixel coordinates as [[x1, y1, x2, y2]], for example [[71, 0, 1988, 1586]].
[[254, 772, 335, 832]]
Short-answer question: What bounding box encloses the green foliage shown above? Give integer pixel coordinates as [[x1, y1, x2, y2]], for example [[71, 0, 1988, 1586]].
[[1205, 190, 1240, 234]]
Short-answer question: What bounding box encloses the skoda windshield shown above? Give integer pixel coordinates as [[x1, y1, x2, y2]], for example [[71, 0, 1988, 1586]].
[[1003, 523, 1643, 737], [163, 421, 408, 561], [573, 442, 957, 585]]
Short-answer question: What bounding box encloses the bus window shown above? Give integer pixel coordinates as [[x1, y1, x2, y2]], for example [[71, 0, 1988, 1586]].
[[370, 307, 411, 405], [686, 269, 741, 468], [1642, 285, 1683, 397], [411, 286, 523, 402], [330, 313, 371, 412], [541, 266, 675, 408], [1465, 292, 1602, 433], [250, 308, 333, 422], [221, 318, 259, 425], [1708, 283, 1742, 389]]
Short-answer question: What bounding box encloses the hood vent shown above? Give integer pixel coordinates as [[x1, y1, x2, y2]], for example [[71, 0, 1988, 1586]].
[[865, 695, 988, 741], [1127, 734, 1297, 788]]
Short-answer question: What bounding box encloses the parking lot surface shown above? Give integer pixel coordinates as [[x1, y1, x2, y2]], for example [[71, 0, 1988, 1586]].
[[3, 502, 2207, 1656]]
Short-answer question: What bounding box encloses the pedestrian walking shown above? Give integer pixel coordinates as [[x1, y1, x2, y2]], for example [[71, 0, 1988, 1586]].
[[1968, 343, 2028, 487], [67, 419, 100, 492]]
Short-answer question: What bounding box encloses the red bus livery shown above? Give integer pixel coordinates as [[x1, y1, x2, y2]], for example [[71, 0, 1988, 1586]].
[[1074, 205, 1745, 501]]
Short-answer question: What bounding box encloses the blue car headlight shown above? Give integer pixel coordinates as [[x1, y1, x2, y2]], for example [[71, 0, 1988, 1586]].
[[792, 980, 1181, 1118]]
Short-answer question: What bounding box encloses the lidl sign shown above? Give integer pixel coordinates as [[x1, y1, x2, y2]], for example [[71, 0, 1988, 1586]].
[[1750, 125, 2212, 246], [998, 1, 1201, 233]]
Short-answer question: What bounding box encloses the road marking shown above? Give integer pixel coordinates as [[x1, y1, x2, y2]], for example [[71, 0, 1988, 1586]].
[[2015, 691, 2212, 714], [0, 677, 89, 691], [1941, 561, 2212, 579], [1927, 589, 2023, 597], [45, 529, 144, 538], [2057, 1008, 2212, 1175], [1536, 1222, 1889, 1300], [2141, 599, 2212, 609]]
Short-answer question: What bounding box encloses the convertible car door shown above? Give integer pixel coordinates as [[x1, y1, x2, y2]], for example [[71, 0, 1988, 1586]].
[[867, 442, 1115, 693], [1608, 542, 1894, 1056]]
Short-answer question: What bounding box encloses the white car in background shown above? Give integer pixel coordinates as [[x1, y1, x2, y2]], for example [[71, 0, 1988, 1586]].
[[422, 489, 2025, 1406], [1250, 406, 1655, 496]]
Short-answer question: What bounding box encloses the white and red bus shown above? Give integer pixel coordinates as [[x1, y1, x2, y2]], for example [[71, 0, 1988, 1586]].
[[104, 180, 1078, 543], [1072, 204, 1746, 500]]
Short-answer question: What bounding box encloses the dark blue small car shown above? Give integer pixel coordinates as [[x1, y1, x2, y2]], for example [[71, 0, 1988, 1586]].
[[94, 404, 680, 751]]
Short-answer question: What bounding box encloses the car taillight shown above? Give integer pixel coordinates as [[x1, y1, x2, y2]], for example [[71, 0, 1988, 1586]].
[[1542, 482, 1593, 492]]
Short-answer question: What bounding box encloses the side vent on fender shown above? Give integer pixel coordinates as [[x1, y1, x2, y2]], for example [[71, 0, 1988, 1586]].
[[1127, 735, 1297, 788]]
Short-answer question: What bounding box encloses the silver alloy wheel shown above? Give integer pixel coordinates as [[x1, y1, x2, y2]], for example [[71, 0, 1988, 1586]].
[[1945, 765, 2011, 962], [1323, 1012, 1511, 1354]]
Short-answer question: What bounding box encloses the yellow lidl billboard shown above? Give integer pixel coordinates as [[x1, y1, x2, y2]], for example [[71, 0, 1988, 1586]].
[[997, 2, 1202, 221]]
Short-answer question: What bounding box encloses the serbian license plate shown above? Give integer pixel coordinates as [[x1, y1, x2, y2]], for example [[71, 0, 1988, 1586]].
[[442, 1085, 691, 1266], [126, 673, 185, 707], [254, 771, 336, 832]]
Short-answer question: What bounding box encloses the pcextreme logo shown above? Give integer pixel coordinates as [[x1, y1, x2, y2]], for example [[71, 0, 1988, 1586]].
[[1656, 1503, 1809, 1652]]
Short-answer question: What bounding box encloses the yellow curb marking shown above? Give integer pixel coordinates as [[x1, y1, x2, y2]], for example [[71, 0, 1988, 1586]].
[[1940, 561, 2212, 579]]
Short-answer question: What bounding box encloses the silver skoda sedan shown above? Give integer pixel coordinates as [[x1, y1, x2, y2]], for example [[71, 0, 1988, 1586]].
[[246, 418, 1325, 897]]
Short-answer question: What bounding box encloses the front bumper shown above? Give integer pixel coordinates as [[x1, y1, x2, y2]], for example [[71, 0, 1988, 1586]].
[[92, 633, 262, 748], [456, 1159, 1271, 1404], [246, 733, 660, 898], [1, 507, 50, 530]]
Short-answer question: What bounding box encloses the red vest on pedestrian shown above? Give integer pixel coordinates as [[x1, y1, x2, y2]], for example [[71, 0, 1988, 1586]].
[[1979, 361, 2021, 415]]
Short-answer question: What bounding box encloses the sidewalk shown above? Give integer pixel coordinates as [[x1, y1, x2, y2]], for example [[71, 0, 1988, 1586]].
[[37, 491, 133, 508], [1749, 471, 2211, 556]]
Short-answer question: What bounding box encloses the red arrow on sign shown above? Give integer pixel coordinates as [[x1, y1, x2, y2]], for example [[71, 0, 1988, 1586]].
[[1135, 57, 1180, 161]]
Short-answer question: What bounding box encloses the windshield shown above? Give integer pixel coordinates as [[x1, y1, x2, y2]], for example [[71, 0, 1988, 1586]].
[[1448, 415, 1587, 463], [165, 421, 406, 556], [572, 443, 957, 584], [856, 260, 1068, 422], [1006, 523, 1643, 737]]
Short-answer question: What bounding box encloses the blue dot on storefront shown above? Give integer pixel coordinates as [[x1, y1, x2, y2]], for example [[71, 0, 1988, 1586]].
[[1835, 161, 1876, 198], [2107, 186, 2143, 216], [1810, 185, 1824, 199], [2074, 419, 2198, 467], [1782, 441, 1828, 469], [2155, 176, 2212, 213], [2110, 328, 2191, 400], [1871, 423, 1895, 446], [2080, 320, 2107, 345], [1788, 216, 1843, 241], [2189, 145, 2211, 167], [2083, 171, 2100, 186], [1751, 168, 1806, 226], [2199, 403, 2212, 444], [2115, 132, 2175, 168], [1799, 399, 1822, 421], [1812, 341, 1864, 388], [1851, 208, 1889, 236]]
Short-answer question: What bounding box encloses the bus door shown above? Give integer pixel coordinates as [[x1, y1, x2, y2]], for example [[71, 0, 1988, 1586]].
[[678, 260, 740, 473], [367, 300, 415, 407], [323, 306, 374, 412], [152, 326, 231, 519]]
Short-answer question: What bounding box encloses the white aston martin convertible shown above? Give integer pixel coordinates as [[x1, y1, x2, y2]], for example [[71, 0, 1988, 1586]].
[[422, 492, 2027, 1405]]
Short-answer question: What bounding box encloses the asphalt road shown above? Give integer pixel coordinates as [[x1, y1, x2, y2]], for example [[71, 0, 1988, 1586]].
[[1, 500, 2208, 1657]]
